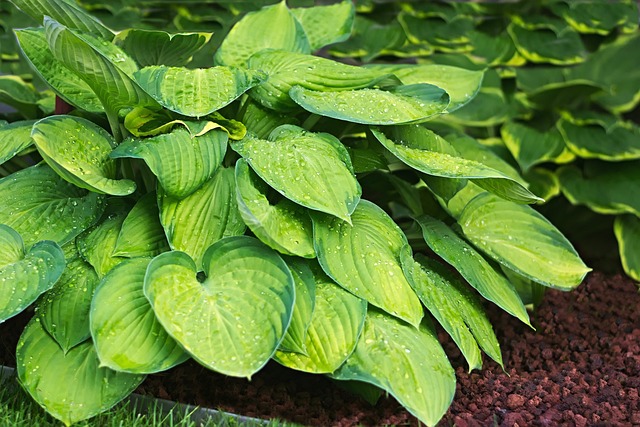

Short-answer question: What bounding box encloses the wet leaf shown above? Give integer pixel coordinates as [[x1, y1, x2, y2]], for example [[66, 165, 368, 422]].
[[313, 200, 423, 327], [0, 164, 105, 246], [232, 125, 360, 222], [32, 115, 136, 196], [113, 192, 170, 258], [0, 224, 65, 323], [91, 258, 188, 373], [144, 237, 295, 378], [17, 318, 144, 426], [333, 310, 455, 427]]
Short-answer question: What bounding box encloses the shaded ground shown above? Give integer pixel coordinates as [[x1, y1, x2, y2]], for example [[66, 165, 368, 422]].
[[1, 272, 639, 426]]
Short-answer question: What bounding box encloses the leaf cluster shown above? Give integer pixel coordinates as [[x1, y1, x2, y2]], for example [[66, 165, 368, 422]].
[[0, 1, 596, 426]]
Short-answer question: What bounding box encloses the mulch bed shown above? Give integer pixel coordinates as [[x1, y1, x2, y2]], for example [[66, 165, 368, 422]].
[[1, 272, 639, 426]]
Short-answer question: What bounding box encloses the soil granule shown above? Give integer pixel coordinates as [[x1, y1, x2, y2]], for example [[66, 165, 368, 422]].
[[1, 272, 639, 426]]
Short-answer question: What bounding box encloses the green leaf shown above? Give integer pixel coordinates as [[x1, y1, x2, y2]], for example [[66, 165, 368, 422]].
[[0, 224, 65, 323], [232, 125, 360, 222], [274, 268, 366, 373], [16, 318, 144, 426], [558, 163, 640, 216], [91, 257, 188, 373], [332, 310, 455, 427], [44, 17, 159, 132], [328, 16, 407, 63], [215, 0, 310, 67], [32, 115, 136, 196], [9, 0, 114, 40], [159, 167, 245, 268], [557, 112, 640, 161], [235, 159, 315, 258], [111, 127, 227, 198], [134, 66, 265, 118], [38, 256, 98, 352], [239, 98, 299, 140], [550, 1, 636, 35], [313, 200, 423, 327], [144, 236, 295, 378], [445, 87, 508, 127], [0, 120, 35, 166], [514, 67, 602, 109], [113, 192, 170, 258], [570, 33, 640, 113], [278, 257, 316, 354], [501, 121, 571, 172], [459, 193, 590, 290], [507, 16, 586, 65], [614, 215, 640, 282], [246, 49, 397, 112], [289, 83, 450, 125], [524, 168, 561, 202], [0, 164, 105, 247], [0, 75, 42, 118], [291, 1, 354, 51], [367, 64, 483, 112], [415, 215, 531, 326], [114, 29, 212, 67], [371, 126, 541, 204], [76, 207, 127, 278], [401, 252, 502, 371], [15, 28, 103, 113]]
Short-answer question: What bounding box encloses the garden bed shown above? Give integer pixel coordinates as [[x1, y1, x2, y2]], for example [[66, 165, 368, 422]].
[[1, 271, 638, 426]]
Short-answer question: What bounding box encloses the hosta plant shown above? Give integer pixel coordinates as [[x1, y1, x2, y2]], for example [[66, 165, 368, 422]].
[[1, 1, 589, 426]]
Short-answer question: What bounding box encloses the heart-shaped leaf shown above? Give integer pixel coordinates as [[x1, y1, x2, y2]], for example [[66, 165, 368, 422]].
[[371, 126, 541, 204], [291, 1, 354, 51], [113, 192, 170, 258], [367, 64, 483, 112], [91, 257, 188, 373], [16, 318, 144, 426], [0, 164, 105, 247], [614, 215, 640, 282], [550, 0, 636, 35], [0, 224, 65, 323], [38, 256, 98, 352], [332, 310, 456, 427], [401, 252, 502, 371], [232, 125, 360, 222], [313, 200, 424, 327], [159, 167, 245, 268], [15, 28, 103, 113], [235, 159, 315, 258], [239, 98, 299, 140], [32, 115, 136, 196], [290, 83, 449, 125], [557, 112, 640, 161], [459, 193, 590, 290], [274, 266, 366, 373], [215, 0, 310, 67], [144, 236, 295, 378], [415, 215, 531, 326], [247, 49, 398, 112], [114, 29, 212, 67], [111, 127, 227, 198], [134, 66, 265, 117], [278, 257, 316, 354], [0, 120, 35, 165], [507, 16, 586, 65]]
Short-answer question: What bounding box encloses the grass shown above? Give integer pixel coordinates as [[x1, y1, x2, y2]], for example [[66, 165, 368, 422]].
[[0, 371, 301, 427]]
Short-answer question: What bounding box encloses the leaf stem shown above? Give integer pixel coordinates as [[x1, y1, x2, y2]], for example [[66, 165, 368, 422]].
[[301, 114, 321, 131]]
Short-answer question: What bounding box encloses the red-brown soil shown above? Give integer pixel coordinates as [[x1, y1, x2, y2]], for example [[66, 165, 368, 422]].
[[1, 272, 639, 426]]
